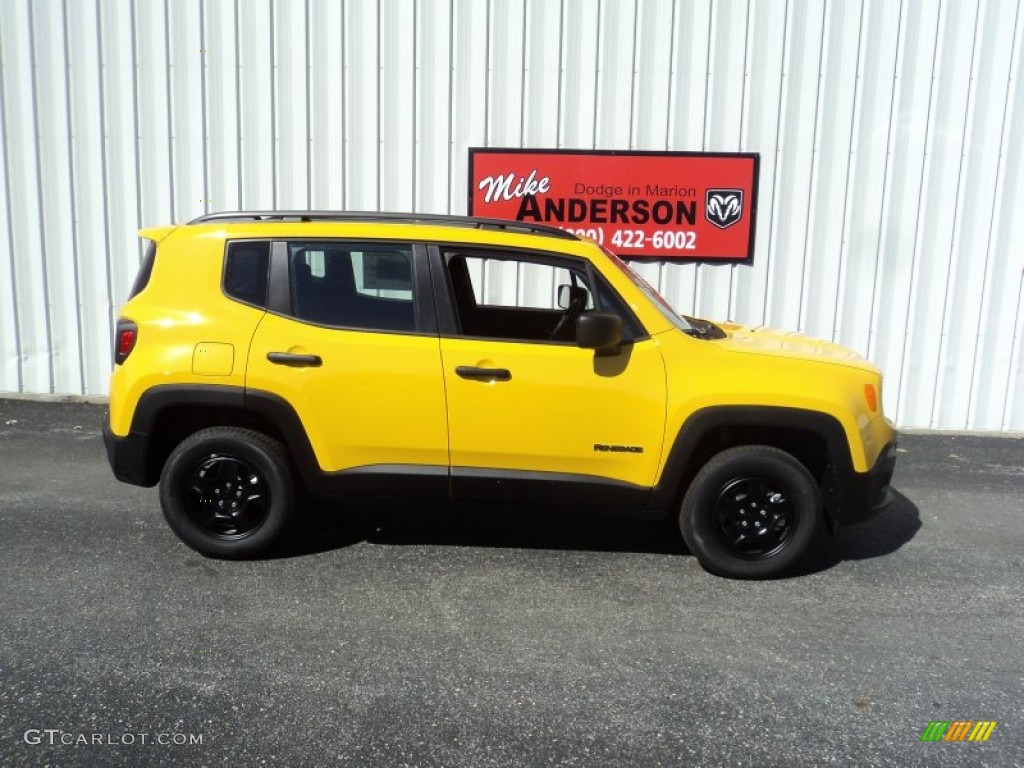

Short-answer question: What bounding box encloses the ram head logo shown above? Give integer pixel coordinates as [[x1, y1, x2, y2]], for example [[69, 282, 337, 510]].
[[705, 189, 744, 229]]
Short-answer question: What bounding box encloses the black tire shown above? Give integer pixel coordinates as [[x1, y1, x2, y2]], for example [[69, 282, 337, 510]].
[[158, 427, 295, 558], [679, 445, 822, 579]]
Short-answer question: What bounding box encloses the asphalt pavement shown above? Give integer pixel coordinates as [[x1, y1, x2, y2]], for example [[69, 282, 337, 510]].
[[0, 399, 1021, 767]]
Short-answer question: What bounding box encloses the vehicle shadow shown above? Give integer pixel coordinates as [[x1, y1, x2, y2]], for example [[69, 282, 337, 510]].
[[278, 500, 686, 558], [278, 488, 923, 577], [790, 488, 923, 577]]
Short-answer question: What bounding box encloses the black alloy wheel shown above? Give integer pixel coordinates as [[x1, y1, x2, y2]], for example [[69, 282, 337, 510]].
[[183, 454, 271, 539], [710, 475, 795, 558], [159, 427, 295, 558], [679, 445, 823, 579]]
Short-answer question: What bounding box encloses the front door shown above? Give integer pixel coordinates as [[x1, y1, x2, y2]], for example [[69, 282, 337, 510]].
[[434, 247, 666, 507]]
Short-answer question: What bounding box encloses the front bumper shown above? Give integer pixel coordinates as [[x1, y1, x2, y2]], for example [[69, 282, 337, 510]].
[[102, 415, 153, 487], [826, 440, 898, 529]]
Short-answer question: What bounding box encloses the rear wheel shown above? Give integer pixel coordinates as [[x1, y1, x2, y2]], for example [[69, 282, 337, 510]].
[[679, 445, 822, 578], [159, 427, 294, 558]]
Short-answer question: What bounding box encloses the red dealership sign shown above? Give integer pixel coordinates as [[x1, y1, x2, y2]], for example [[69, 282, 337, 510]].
[[468, 148, 759, 263]]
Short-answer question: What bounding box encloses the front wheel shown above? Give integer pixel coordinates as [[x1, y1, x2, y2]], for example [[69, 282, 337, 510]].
[[679, 446, 823, 578], [159, 427, 295, 558]]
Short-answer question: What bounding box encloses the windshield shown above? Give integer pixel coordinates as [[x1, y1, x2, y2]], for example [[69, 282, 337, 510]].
[[601, 247, 693, 332]]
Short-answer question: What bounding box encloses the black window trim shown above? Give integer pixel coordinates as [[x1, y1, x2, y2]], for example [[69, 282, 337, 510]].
[[266, 237, 437, 336], [584, 261, 647, 343], [426, 242, 649, 345]]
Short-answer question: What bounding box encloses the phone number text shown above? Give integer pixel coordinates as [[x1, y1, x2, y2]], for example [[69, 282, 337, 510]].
[[560, 228, 697, 251]]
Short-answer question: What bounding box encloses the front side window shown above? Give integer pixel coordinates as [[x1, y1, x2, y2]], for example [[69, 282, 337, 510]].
[[443, 249, 641, 343], [287, 242, 417, 332]]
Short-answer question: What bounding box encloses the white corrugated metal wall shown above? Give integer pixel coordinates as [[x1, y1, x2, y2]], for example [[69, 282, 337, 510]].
[[0, 0, 1022, 430]]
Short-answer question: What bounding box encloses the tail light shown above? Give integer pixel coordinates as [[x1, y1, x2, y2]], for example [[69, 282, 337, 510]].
[[114, 320, 138, 365]]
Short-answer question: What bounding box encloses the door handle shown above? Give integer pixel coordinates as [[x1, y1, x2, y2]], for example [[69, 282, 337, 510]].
[[267, 351, 323, 367], [455, 365, 511, 382]]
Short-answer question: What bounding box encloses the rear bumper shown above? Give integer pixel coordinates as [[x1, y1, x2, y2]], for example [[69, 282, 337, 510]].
[[102, 416, 153, 487], [827, 440, 898, 529]]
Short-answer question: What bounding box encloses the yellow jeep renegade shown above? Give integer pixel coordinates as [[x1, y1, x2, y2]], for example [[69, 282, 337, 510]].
[[104, 211, 897, 578]]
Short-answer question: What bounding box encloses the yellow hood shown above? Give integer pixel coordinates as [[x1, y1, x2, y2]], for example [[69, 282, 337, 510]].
[[714, 322, 878, 373]]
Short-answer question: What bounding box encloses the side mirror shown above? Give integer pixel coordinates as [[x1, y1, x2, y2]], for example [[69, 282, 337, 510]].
[[576, 312, 622, 351]]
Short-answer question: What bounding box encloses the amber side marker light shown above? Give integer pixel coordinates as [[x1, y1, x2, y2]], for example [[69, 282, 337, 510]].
[[864, 383, 878, 412]]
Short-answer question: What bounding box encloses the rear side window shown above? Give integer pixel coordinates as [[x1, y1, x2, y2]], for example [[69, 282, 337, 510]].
[[287, 242, 417, 332], [128, 240, 157, 299], [223, 241, 270, 307]]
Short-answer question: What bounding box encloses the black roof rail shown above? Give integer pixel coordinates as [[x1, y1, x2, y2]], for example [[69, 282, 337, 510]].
[[187, 211, 579, 240]]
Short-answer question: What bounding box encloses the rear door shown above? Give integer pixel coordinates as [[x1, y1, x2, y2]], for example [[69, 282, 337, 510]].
[[246, 240, 449, 495]]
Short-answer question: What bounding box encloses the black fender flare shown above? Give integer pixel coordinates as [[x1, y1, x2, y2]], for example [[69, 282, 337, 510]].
[[126, 385, 448, 499], [647, 406, 856, 527], [126, 385, 320, 487]]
